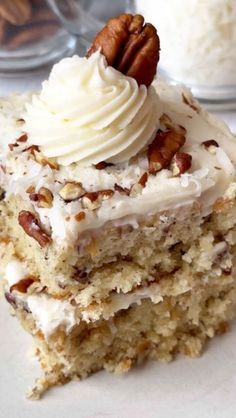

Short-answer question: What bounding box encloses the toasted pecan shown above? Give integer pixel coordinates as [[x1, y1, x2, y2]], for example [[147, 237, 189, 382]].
[[148, 129, 186, 174], [86, 14, 160, 87], [18, 210, 51, 247]]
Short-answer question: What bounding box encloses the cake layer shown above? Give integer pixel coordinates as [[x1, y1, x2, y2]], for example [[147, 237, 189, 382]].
[[1, 189, 236, 315], [12, 268, 236, 399]]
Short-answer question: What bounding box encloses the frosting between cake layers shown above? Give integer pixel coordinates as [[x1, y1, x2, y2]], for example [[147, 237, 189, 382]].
[[25, 51, 160, 166]]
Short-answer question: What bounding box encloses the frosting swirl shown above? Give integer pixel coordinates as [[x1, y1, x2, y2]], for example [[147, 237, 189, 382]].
[[25, 51, 160, 166]]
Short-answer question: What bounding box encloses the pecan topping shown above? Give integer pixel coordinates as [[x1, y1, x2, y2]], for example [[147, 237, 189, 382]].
[[171, 152, 192, 176], [114, 183, 130, 195], [18, 210, 51, 247], [10, 277, 35, 294], [148, 129, 186, 174], [75, 211, 86, 222], [82, 190, 114, 210], [86, 14, 160, 87], [29, 187, 53, 208], [201, 140, 219, 154], [59, 182, 85, 202], [138, 172, 148, 187], [94, 161, 113, 170], [130, 172, 148, 197], [17, 133, 28, 143]]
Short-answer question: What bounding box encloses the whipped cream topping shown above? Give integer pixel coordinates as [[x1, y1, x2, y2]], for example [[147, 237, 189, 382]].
[[25, 51, 160, 166]]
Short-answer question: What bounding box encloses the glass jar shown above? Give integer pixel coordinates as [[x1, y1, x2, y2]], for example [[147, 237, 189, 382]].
[[0, 0, 134, 75], [0, 0, 77, 74], [134, 0, 236, 108]]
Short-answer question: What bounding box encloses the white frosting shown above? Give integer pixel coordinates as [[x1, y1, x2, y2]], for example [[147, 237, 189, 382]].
[[1, 82, 236, 246], [27, 294, 76, 339], [136, 0, 236, 85], [25, 51, 160, 166], [5, 259, 29, 287]]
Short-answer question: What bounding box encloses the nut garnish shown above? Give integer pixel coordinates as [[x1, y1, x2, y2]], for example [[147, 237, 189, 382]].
[[18, 210, 51, 247], [130, 172, 148, 197], [0, 0, 32, 26], [59, 182, 85, 202], [10, 277, 35, 293], [114, 183, 130, 195], [148, 129, 186, 174], [17, 133, 28, 143], [138, 172, 148, 187], [29, 187, 53, 208], [82, 190, 114, 210], [94, 161, 113, 170], [182, 93, 199, 113], [75, 211, 86, 222], [33, 151, 59, 169], [201, 139, 219, 154], [171, 152, 192, 176], [86, 14, 160, 87]]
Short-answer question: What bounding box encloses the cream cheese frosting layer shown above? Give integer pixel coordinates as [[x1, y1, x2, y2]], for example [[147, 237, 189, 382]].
[[25, 51, 160, 166], [1, 81, 236, 245]]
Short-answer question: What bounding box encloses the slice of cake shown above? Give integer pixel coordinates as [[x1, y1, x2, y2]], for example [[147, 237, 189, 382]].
[[1, 14, 236, 399]]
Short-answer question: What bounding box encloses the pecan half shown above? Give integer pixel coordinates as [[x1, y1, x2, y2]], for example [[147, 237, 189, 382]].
[[0, 0, 32, 25], [148, 129, 186, 174], [18, 210, 51, 247], [171, 152, 192, 176], [86, 14, 160, 87]]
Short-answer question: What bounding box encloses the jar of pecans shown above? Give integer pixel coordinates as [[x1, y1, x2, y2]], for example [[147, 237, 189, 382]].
[[0, 0, 77, 74]]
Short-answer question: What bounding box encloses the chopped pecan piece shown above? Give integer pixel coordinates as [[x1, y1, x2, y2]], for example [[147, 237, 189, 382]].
[[17, 133, 28, 143], [75, 211, 86, 222], [59, 182, 85, 202], [171, 152, 192, 176], [130, 172, 148, 197], [18, 210, 51, 247], [201, 140, 219, 154], [29, 187, 53, 208], [138, 172, 148, 187], [114, 183, 130, 195], [82, 190, 114, 210], [148, 129, 186, 174], [10, 277, 35, 293], [86, 14, 160, 87], [94, 161, 113, 170]]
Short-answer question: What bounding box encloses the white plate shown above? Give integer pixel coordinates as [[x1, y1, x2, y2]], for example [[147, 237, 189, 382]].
[[0, 299, 236, 418]]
